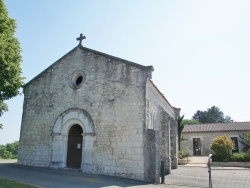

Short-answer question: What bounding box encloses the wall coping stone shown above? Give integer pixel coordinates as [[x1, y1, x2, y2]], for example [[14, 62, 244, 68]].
[[212, 162, 250, 167]]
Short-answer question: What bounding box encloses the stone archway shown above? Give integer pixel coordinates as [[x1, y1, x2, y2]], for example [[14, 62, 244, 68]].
[[51, 108, 95, 173]]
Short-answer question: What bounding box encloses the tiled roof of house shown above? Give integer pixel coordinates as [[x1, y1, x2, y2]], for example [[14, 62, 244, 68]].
[[182, 122, 250, 133]]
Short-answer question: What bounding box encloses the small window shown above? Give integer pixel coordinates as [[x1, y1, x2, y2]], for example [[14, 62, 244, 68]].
[[69, 71, 86, 90], [75, 76, 83, 86], [148, 111, 156, 130]]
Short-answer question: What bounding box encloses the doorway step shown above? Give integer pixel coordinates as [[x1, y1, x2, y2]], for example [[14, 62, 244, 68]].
[[185, 156, 208, 167]]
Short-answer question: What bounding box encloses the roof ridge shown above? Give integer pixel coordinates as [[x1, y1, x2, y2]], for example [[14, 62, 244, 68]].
[[79, 45, 153, 70], [183, 122, 250, 133], [185, 121, 250, 126], [23, 45, 154, 88]]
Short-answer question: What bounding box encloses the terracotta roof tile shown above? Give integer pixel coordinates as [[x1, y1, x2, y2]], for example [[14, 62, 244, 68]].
[[182, 122, 250, 133]]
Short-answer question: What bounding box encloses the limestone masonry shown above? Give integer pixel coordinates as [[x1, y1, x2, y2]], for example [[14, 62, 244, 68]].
[[18, 43, 179, 182]]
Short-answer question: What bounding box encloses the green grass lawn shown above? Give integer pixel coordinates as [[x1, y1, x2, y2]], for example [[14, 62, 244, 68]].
[[0, 178, 38, 188]]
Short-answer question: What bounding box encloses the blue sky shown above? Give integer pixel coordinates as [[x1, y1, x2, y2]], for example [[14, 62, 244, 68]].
[[1, 0, 250, 144]]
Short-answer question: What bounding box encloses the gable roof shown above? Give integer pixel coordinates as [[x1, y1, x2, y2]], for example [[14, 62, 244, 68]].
[[182, 122, 250, 133], [24, 45, 154, 88]]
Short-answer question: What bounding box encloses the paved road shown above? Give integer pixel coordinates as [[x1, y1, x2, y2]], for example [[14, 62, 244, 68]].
[[0, 162, 151, 188], [0, 160, 250, 188], [166, 166, 250, 188]]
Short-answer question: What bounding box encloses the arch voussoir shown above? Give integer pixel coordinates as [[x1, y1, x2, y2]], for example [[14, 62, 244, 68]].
[[53, 108, 95, 135], [51, 108, 94, 170]]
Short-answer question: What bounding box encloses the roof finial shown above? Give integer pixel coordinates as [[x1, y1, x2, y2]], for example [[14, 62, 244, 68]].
[[76, 33, 86, 46]]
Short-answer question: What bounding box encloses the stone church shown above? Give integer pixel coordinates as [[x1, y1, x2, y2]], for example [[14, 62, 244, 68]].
[[18, 34, 180, 182]]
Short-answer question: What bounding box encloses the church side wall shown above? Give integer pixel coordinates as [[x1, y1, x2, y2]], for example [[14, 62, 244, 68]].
[[145, 81, 177, 182], [18, 47, 152, 181]]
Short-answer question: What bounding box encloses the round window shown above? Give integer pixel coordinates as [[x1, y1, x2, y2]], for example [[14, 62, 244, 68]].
[[69, 71, 86, 89]]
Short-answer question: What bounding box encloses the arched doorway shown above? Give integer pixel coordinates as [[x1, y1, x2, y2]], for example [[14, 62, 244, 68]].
[[52, 108, 95, 172], [66, 124, 83, 168]]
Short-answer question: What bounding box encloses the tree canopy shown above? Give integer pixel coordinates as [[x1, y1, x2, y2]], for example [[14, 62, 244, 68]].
[[182, 119, 200, 126], [192, 106, 233, 124], [240, 131, 250, 151], [0, 141, 19, 159], [0, 0, 23, 126]]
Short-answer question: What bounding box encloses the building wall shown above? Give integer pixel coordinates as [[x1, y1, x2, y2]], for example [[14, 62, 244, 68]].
[[145, 80, 177, 182], [18, 47, 153, 181], [181, 131, 245, 156]]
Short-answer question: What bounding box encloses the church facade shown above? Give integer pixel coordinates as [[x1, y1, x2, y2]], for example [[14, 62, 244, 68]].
[[18, 38, 179, 182]]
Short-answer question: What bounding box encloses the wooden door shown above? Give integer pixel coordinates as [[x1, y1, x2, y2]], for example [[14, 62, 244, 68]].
[[67, 124, 83, 168], [193, 138, 201, 155]]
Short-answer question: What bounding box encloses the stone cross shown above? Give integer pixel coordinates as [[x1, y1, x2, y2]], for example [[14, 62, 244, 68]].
[[76, 34, 86, 46]]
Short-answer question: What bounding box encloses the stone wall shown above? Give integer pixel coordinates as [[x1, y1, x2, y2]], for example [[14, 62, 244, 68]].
[[145, 129, 160, 182], [170, 117, 178, 169], [158, 107, 171, 174], [181, 131, 245, 156], [18, 46, 153, 181], [145, 80, 178, 181]]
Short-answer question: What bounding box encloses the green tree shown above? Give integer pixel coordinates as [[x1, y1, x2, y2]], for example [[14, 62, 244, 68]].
[[192, 106, 233, 123], [210, 134, 234, 162], [177, 115, 184, 151], [5, 141, 18, 158], [240, 131, 250, 151], [2, 149, 12, 159], [0, 141, 19, 159], [182, 119, 200, 126], [0, 145, 9, 159], [0, 0, 23, 126]]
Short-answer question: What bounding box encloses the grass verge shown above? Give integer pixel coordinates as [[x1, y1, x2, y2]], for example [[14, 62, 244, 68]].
[[0, 178, 38, 188]]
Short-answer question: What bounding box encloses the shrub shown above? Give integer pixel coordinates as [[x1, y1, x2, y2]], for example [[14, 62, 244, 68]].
[[230, 153, 245, 162], [240, 131, 250, 151], [230, 152, 250, 162], [243, 152, 249, 162], [210, 134, 234, 162], [178, 150, 190, 159], [211, 154, 219, 162]]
